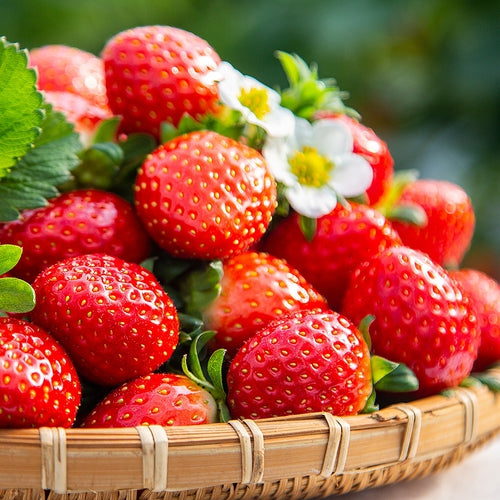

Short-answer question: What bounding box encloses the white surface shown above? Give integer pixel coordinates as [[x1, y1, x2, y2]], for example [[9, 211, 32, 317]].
[[330, 436, 500, 500]]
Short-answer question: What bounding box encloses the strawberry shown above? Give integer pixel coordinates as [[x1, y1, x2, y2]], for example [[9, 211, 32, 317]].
[[42, 90, 112, 144], [341, 246, 480, 396], [134, 130, 277, 260], [261, 202, 402, 311], [0, 189, 153, 283], [202, 251, 328, 356], [30, 253, 179, 386], [29, 44, 109, 108], [314, 112, 394, 205], [449, 268, 500, 372], [43, 90, 111, 144], [102, 25, 221, 139], [81, 373, 217, 428], [226, 309, 372, 419], [0, 316, 81, 428], [389, 179, 476, 268]]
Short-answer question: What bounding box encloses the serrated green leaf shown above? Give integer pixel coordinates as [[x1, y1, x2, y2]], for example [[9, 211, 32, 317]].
[[0, 38, 44, 176], [0, 104, 81, 221], [0, 244, 22, 275], [0, 276, 35, 313]]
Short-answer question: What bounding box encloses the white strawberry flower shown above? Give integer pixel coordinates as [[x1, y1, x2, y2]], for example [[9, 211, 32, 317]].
[[263, 117, 373, 218], [216, 61, 294, 137]]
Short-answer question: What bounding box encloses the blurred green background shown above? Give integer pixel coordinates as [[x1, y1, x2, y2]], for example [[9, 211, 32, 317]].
[[1, 0, 499, 279]]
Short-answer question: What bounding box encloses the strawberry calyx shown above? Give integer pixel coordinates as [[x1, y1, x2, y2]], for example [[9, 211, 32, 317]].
[[359, 315, 419, 412], [276, 51, 359, 121], [374, 169, 427, 226], [181, 330, 230, 423]]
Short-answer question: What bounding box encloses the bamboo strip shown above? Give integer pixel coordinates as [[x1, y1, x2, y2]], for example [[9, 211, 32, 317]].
[[0, 370, 499, 497]]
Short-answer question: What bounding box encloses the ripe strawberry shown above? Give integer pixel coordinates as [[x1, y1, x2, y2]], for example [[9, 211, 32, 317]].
[[30, 253, 179, 386], [449, 268, 500, 372], [314, 111, 394, 205], [81, 373, 217, 428], [134, 130, 277, 260], [389, 179, 476, 268], [102, 25, 221, 139], [227, 309, 372, 419], [42, 90, 112, 144], [261, 202, 402, 311], [0, 317, 81, 428], [202, 251, 328, 356], [0, 189, 153, 282], [29, 44, 109, 108], [341, 246, 480, 396]]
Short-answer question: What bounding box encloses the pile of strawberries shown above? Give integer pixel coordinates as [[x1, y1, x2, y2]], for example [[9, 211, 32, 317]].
[[1, 25, 499, 430]]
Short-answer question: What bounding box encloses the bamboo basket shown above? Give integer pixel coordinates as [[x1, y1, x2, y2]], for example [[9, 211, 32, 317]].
[[1, 368, 499, 500]]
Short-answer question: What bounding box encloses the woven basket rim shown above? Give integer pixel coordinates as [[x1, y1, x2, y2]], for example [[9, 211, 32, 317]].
[[1, 368, 499, 499]]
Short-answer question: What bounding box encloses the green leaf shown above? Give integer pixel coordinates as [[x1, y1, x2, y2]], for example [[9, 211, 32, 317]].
[[71, 142, 123, 190], [466, 374, 500, 392], [298, 215, 317, 242], [276, 51, 358, 121], [0, 276, 35, 313], [0, 103, 81, 221], [92, 116, 121, 144], [373, 357, 419, 393], [0, 244, 22, 275], [371, 355, 400, 385], [387, 203, 428, 227], [0, 37, 44, 177], [358, 314, 375, 351]]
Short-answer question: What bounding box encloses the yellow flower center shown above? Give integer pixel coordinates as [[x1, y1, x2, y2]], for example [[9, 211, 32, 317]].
[[289, 146, 333, 187], [238, 87, 271, 120]]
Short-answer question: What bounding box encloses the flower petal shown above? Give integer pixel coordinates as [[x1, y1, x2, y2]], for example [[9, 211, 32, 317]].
[[329, 154, 373, 197], [286, 183, 338, 218], [311, 119, 353, 158], [262, 137, 296, 184]]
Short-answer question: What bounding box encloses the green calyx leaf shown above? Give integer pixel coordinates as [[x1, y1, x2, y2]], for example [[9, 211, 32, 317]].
[[298, 214, 317, 242], [0, 244, 35, 313], [0, 37, 44, 178], [372, 356, 419, 393], [153, 252, 223, 317], [181, 330, 230, 422], [276, 51, 359, 121]]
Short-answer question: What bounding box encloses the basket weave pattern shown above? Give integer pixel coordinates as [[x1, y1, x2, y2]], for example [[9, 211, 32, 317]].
[[1, 368, 499, 500]]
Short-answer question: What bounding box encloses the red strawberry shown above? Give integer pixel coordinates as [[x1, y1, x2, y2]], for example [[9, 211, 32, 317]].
[[30, 253, 179, 386], [227, 309, 372, 419], [0, 317, 81, 428], [42, 90, 112, 144], [389, 179, 476, 268], [262, 202, 402, 311], [449, 268, 500, 372], [81, 373, 217, 428], [202, 251, 328, 356], [0, 189, 152, 282], [102, 25, 221, 139], [29, 44, 109, 108], [341, 246, 480, 396], [315, 111, 394, 205], [134, 130, 277, 260]]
